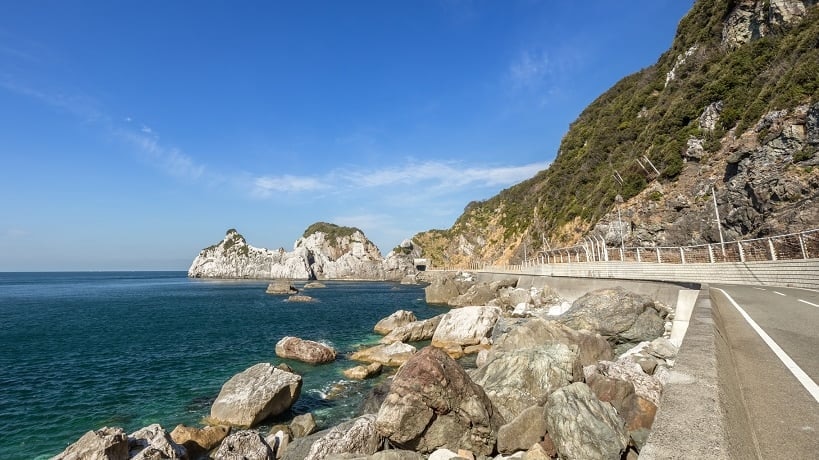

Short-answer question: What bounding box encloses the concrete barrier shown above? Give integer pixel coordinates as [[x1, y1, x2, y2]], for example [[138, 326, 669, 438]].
[[480, 258, 819, 290]]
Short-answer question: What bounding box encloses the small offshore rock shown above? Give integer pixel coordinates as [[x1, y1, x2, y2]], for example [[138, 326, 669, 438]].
[[215, 430, 275, 460], [303, 281, 327, 289], [286, 294, 314, 302], [351, 342, 417, 367], [374, 310, 417, 335], [276, 336, 337, 364], [267, 280, 299, 295], [52, 426, 128, 460], [343, 362, 383, 380]]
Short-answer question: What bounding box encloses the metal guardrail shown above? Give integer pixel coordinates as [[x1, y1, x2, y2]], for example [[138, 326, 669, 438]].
[[429, 228, 819, 271]]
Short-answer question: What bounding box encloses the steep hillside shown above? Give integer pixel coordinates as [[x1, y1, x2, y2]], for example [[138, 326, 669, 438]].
[[415, 0, 819, 266]]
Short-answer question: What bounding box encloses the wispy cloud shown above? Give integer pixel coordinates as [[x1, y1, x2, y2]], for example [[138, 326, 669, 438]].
[[4, 228, 29, 238], [248, 160, 549, 197], [508, 50, 552, 89], [251, 175, 329, 197]]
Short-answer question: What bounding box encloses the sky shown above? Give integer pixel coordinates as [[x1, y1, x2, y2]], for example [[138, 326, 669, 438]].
[[0, 0, 695, 271]]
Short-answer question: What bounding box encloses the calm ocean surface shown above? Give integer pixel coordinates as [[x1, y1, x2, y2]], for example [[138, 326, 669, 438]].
[[0, 271, 443, 459]]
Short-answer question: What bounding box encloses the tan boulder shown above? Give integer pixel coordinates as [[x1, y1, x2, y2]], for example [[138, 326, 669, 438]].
[[275, 336, 337, 364]]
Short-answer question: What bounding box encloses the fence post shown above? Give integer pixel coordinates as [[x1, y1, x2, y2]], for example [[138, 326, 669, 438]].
[[738, 241, 745, 262], [767, 238, 777, 261], [656, 248, 662, 264], [798, 233, 808, 259], [637, 248, 642, 263], [620, 248, 624, 261], [680, 247, 686, 264], [708, 244, 715, 263]]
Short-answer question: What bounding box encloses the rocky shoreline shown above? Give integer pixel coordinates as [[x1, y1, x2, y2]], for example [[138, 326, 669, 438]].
[[54, 272, 679, 460]]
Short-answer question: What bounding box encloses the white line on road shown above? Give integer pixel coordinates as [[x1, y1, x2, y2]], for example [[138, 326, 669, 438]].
[[798, 299, 819, 308], [714, 288, 819, 404], [754, 287, 767, 291], [773, 291, 786, 296]]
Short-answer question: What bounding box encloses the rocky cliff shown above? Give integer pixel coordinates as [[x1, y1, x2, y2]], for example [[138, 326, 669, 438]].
[[413, 0, 819, 266], [188, 225, 421, 280]]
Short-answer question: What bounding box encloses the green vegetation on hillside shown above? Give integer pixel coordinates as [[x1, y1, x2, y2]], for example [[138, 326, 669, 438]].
[[303, 222, 362, 240], [442, 2, 819, 251]]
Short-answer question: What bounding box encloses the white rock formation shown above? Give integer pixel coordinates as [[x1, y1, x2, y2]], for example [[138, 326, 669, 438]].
[[188, 225, 420, 280]]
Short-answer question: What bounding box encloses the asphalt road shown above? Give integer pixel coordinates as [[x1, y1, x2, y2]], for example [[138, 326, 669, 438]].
[[711, 284, 819, 458]]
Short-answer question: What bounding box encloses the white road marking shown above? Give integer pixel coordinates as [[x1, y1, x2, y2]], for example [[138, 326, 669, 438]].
[[798, 299, 819, 308], [714, 288, 819, 404], [754, 287, 767, 291], [773, 291, 786, 296]]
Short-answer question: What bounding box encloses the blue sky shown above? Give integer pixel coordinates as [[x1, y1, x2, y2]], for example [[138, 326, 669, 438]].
[[0, 1, 694, 271]]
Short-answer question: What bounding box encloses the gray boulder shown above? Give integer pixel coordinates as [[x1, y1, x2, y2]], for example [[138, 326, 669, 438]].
[[290, 413, 318, 438], [128, 424, 187, 459], [350, 342, 417, 367], [471, 343, 582, 421], [380, 315, 443, 344], [275, 336, 337, 364], [424, 272, 474, 304], [267, 280, 299, 295], [52, 427, 128, 460], [447, 282, 497, 307], [431, 306, 501, 349], [545, 383, 628, 460], [375, 347, 504, 455], [559, 288, 666, 345], [305, 415, 383, 460], [490, 317, 613, 367], [496, 405, 548, 455], [214, 430, 275, 460], [210, 363, 303, 427], [374, 310, 417, 335]]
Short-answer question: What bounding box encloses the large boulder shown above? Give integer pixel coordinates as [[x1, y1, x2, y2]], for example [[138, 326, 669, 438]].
[[545, 383, 628, 460], [431, 306, 501, 348], [128, 424, 187, 459], [591, 360, 663, 407], [424, 272, 475, 304], [52, 427, 129, 460], [375, 347, 504, 455], [558, 288, 667, 345], [275, 337, 337, 364], [170, 424, 230, 459], [214, 430, 275, 460], [471, 343, 582, 421], [267, 280, 299, 295], [447, 283, 497, 307], [351, 342, 417, 367], [343, 362, 383, 380], [210, 363, 303, 428], [374, 310, 417, 335], [290, 413, 318, 438], [305, 415, 383, 460], [490, 317, 613, 367], [380, 315, 443, 344]]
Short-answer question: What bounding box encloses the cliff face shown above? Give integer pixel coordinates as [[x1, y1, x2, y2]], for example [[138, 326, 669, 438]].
[[188, 225, 420, 280], [414, 0, 819, 266]]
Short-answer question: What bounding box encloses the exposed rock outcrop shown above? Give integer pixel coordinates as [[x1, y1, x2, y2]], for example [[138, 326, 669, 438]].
[[214, 430, 275, 460], [210, 363, 302, 428], [380, 315, 443, 344], [351, 342, 417, 367], [304, 415, 383, 460], [170, 424, 230, 459], [127, 424, 187, 459]]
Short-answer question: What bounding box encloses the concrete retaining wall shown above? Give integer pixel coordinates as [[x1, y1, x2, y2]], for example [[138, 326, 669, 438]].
[[481, 258, 819, 290]]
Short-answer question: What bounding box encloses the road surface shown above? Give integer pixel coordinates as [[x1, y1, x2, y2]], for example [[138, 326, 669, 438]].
[[711, 284, 819, 458]]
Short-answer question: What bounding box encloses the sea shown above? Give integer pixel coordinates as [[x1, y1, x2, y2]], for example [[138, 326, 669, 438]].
[[0, 271, 444, 459]]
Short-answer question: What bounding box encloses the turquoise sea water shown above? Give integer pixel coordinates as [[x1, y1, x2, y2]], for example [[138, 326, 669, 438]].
[[0, 272, 443, 459]]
